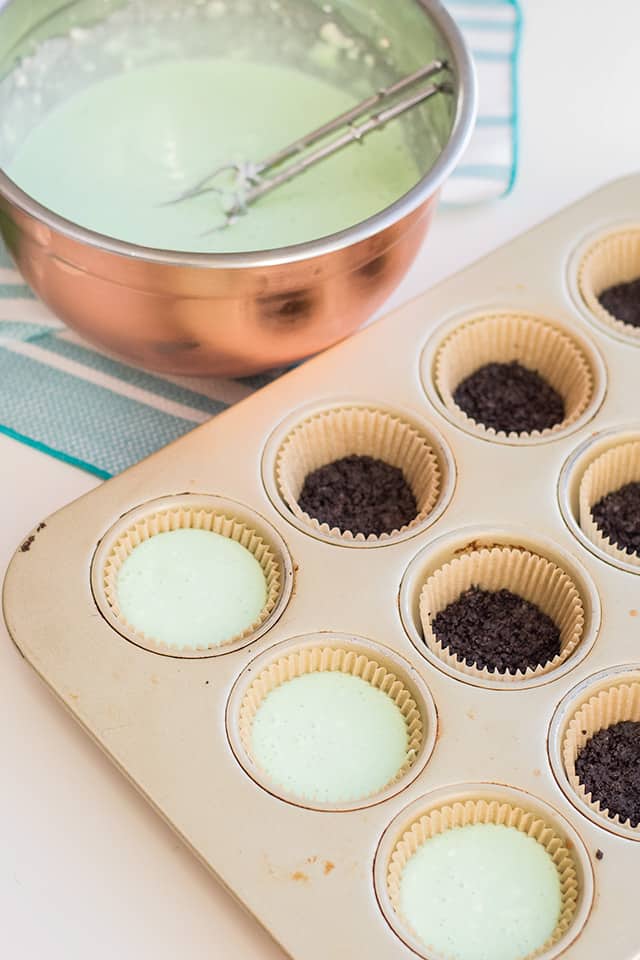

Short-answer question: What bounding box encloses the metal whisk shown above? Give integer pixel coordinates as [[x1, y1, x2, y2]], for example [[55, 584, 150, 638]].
[[165, 59, 453, 231]]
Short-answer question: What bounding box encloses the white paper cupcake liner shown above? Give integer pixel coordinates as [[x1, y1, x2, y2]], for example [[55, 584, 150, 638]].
[[238, 644, 424, 801], [578, 228, 640, 340], [578, 440, 640, 568], [561, 677, 640, 832], [386, 797, 581, 959], [434, 313, 594, 440], [419, 546, 585, 682], [101, 504, 282, 653], [275, 405, 441, 542]]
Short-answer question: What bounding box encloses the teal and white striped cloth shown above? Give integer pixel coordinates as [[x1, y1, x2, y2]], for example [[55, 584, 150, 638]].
[[0, 1, 521, 478], [444, 0, 521, 204]]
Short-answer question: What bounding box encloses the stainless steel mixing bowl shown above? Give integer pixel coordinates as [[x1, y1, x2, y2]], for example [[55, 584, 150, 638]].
[[0, 0, 475, 377]]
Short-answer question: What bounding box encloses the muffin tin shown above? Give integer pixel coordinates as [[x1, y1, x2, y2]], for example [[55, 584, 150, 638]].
[[4, 174, 640, 960]]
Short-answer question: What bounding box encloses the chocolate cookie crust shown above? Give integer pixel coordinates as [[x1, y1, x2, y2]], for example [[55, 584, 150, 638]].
[[297, 455, 417, 536], [431, 586, 561, 674], [576, 721, 640, 827], [598, 278, 640, 328], [591, 481, 640, 556], [453, 360, 565, 434]]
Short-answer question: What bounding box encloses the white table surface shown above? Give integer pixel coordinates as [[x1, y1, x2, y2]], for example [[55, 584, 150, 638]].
[[2, 1, 639, 956]]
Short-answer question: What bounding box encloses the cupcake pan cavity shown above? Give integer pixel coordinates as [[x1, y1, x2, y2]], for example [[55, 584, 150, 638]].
[[375, 785, 593, 960], [579, 441, 640, 568], [422, 311, 606, 445], [549, 665, 640, 842], [263, 400, 456, 547], [91, 495, 293, 657], [7, 176, 640, 960], [400, 528, 600, 691], [572, 225, 640, 343], [226, 634, 437, 811], [419, 545, 584, 683], [559, 426, 640, 575]]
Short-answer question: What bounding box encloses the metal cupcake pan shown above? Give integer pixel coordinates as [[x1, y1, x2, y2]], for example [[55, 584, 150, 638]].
[[4, 175, 640, 959]]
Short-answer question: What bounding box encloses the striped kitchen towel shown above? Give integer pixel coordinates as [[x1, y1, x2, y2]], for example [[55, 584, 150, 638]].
[[443, 0, 521, 204], [0, 0, 521, 479]]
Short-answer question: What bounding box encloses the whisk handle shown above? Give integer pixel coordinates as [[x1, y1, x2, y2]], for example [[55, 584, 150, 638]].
[[236, 81, 450, 216], [253, 59, 448, 177]]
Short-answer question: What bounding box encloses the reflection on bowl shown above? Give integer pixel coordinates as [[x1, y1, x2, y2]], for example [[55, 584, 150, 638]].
[[0, 0, 475, 376]]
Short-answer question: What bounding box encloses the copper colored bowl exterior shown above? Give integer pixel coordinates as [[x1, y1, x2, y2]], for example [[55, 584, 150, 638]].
[[0, 195, 437, 377], [0, 2, 476, 378]]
